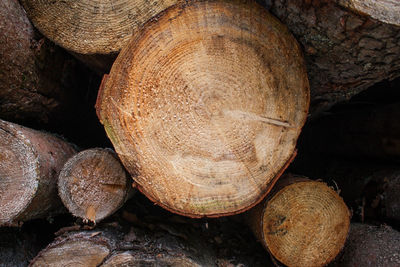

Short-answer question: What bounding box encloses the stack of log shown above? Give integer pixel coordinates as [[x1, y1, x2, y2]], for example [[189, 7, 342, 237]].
[[1, 0, 400, 266]]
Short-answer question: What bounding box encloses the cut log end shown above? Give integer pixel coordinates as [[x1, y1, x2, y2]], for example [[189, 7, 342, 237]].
[[19, 0, 179, 62], [58, 148, 131, 223], [97, 0, 309, 217], [249, 176, 351, 267], [0, 123, 38, 225], [0, 119, 76, 226]]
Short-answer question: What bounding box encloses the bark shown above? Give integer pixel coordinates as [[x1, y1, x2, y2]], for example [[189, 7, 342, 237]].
[[266, 0, 400, 115], [332, 223, 400, 267], [96, 0, 309, 217], [247, 174, 351, 267], [19, 0, 180, 72], [58, 148, 133, 223], [0, 0, 91, 125], [0, 119, 77, 226], [30, 225, 217, 267]]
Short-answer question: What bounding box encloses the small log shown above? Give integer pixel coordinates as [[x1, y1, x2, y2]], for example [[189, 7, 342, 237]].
[[58, 148, 133, 223], [96, 0, 309, 217], [267, 0, 400, 115], [332, 223, 400, 267], [247, 174, 350, 267], [19, 0, 180, 72], [30, 225, 216, 267], [0, 119, 77, 226], [0, 0, 90, 124]]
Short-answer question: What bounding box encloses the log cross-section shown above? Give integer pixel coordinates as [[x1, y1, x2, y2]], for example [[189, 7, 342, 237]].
[[19, 0, 180, 72], [248, 175, 351, 267], [0, 119, 77, 226], [58, 148, 133, 223], [96, 0, 310, 217]]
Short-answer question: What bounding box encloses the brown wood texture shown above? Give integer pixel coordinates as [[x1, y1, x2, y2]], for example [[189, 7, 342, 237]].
[[0, 0, 89, 124], [96, 0, 309, 218], [19, 0, 180, 72], [58, 148, 133, 223], [332, 223, 400, 267], [248, 174, 350, 267], [30, 225, 216, 267], [267, 0, 400, 115], [0, 119, 77, 226]]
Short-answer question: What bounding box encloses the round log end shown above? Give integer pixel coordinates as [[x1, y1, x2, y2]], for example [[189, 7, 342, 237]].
[[20, 0, 179, 56], [97, 0, 309, 217], [262, 181, 350, 267], [58, 148, 130, 223], [0, 122, 39, 225]]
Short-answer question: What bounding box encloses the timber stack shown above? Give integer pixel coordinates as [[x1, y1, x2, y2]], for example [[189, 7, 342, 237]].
[[1, 0, 400, 266]]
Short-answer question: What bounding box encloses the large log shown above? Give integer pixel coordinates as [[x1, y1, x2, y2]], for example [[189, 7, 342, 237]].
[[332, 223, 400, 267], [0, 0, 91, 125], [29, 225, 217, 267], [0, 119, 77, 226], [19, 0, 180, 72], [96, 0, 309, 217], [247, 174, 350, 267], [58, 148, 133, 223], [267, 0, 400, 114]]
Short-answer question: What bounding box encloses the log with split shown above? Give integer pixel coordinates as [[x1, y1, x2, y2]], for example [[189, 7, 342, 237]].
[[96, 0, 310, 217], [58, 148, 133, 223]]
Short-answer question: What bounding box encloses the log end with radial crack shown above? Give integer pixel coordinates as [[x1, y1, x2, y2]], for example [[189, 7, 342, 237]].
[[58, 148, 133, 223], [96, 0, 310, 218]]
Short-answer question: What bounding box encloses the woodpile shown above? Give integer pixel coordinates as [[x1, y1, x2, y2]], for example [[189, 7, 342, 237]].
[[1, 0, 400, 266]]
